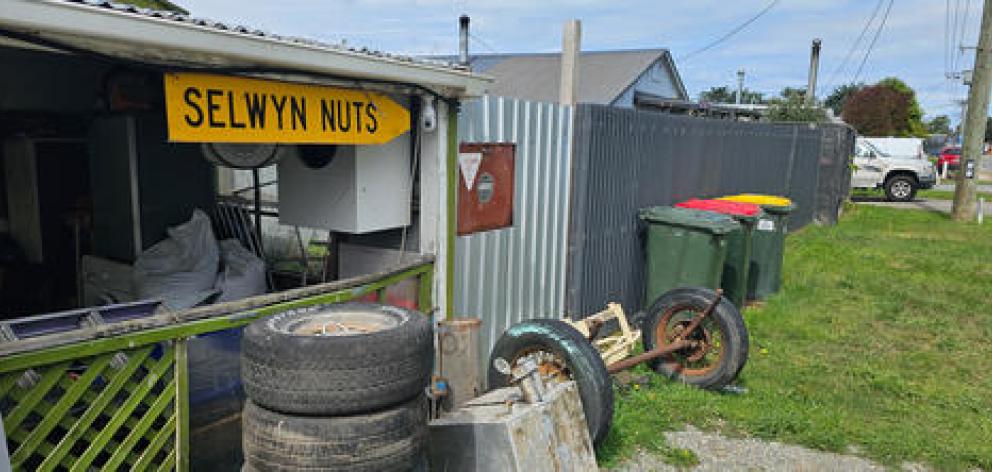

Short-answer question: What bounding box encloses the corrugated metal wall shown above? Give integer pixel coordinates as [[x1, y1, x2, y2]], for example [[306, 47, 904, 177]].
[[566, 104, 854, 316], [453, 96, 573, 355]]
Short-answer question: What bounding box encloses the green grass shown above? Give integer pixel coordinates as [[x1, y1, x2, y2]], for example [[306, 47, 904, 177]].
[[598, 205, 992, 470]]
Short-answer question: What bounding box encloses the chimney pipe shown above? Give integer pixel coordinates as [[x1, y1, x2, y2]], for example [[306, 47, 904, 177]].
[[459, 15, 470, 67], [806, 38, 821, 106], [736, 69, 745, 105]]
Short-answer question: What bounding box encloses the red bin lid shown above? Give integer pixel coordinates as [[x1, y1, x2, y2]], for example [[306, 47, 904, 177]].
[[675, 199, 762, 218]]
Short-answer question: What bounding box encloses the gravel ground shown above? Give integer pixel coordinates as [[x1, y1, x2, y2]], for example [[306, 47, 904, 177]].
[[607, 427, 931, 472], [855, 198, 953, 214], [933, 183, 992, 193]]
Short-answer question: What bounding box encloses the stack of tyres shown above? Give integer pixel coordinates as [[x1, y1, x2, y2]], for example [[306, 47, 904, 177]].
[[240, 302, 434, 471]]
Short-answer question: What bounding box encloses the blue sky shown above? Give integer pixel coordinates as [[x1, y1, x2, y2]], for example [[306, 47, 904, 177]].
[[187, 0, 982, 123]]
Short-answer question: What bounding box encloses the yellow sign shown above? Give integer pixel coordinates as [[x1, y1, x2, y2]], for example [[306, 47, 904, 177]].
[[163, 73, 410, 145]]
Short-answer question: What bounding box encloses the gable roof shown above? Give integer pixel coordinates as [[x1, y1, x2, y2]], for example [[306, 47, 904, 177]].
[[455, 49, 687, 104]]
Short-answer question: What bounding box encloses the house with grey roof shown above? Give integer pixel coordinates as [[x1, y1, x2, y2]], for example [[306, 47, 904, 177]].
[[453, 49, 688, 107]]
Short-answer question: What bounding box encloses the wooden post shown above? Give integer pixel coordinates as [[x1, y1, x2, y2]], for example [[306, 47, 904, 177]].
[[560, 19, 581, 106], [953, 0, 992, 220]]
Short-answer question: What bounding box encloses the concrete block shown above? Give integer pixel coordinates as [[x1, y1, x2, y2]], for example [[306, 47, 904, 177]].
[[428, 381, 598, 472]]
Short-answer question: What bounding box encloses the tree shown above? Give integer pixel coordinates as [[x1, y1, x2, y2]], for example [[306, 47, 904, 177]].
[[842, 85, 912, 136], [778, 87, 806, 101], [876, 77, 927, 136], [986, 117, 992, 143], [926, 115, 952, 135], [841, 78, 928, 137], [699, 86, 765, 104], [824, 83, 864, 116], [766, 92, 827, 123], [699, 86, 734, 103]]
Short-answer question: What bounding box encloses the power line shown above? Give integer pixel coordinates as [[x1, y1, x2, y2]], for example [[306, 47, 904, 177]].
[[825, 0, 885, 91], [957, 0, 972, 71], [945, 0, 952, 75], [468, 32, 499, 54], [680, 0, 780, 62], [951, 0, 964, 72], [852, 0, 895, 83]]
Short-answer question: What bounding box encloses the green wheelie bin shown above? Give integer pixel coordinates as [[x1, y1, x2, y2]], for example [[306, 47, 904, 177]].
[[638, 206, 741, 307], [718, 194, 796, 300], [675, 199, 762, 308]]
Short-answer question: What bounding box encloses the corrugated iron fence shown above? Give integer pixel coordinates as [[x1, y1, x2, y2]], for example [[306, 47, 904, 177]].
[[453, 96, 573, 355], [566, 104, 854, 316]]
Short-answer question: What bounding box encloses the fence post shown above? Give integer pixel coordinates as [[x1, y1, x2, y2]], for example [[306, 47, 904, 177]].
[[174, 338, 190, 471], [419, 268, 434, 315]]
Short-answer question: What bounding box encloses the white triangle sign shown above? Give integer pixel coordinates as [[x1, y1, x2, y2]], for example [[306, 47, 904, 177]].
[[458, 152, 483, 190]]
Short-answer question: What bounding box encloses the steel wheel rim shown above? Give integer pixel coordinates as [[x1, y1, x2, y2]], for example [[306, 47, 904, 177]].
[[655, 305, 726, 376], [287, 311, 399, 336], [892, 180, 911, 198]]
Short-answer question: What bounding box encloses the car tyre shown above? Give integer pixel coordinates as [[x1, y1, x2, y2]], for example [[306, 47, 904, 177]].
[[884, 175, 918, 202], [242, 395, 428, 471], [241, 302, 433, 416], [487, 319, 614, 446]]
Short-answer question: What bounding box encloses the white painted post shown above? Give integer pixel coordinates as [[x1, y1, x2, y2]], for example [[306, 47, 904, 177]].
[[943, 161, 949, 179], [979, 197, 985, 224]]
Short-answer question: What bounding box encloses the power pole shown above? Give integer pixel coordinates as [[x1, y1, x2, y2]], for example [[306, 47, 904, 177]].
[[806, 38, 822, 106], [560, 19, 581, 106], [952, 0, 992, 221], [736, 69, 745, 105]]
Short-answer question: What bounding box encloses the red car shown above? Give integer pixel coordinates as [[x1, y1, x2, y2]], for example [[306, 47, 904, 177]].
[[937, 146, 961, 170]]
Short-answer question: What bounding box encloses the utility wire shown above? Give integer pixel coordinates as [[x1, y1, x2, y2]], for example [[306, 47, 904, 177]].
[[951, 0, 963, 72], [945, 0, 951, 75], [824, 0, 885, 92], [852, 0, 895, 83], [468, 32, 500, 54], [958, 0, 971, 71], [680, 0, 780, 62]]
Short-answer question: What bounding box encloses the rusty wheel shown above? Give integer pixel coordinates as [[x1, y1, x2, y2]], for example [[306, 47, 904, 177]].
[[642, 287, 749, 390], [655, 305, 725, 376]]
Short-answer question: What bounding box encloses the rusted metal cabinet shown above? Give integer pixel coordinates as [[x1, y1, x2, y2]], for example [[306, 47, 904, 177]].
[[457, 143, 514, 235]]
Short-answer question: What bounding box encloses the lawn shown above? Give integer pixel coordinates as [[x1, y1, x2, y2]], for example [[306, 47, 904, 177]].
[[598, 204, 992, 470]]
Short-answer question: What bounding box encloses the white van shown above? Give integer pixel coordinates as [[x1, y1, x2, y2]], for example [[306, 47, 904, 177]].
[[852, 137, 937, 202]]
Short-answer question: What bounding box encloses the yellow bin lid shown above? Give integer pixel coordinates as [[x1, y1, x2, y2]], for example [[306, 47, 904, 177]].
[[719, 194, 793, 207]]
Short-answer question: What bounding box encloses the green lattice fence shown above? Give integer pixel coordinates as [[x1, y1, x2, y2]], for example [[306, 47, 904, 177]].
[[1, 261, 433, 471], [1, 342, 186, 471]]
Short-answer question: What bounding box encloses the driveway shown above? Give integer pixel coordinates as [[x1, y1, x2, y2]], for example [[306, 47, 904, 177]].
[[933, 183, 992, 193], [855, 197, 953, 214]]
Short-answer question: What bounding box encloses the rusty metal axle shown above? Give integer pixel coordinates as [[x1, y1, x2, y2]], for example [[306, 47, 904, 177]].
[[606, 339, 691, 374], [605, 289, 724, 375]]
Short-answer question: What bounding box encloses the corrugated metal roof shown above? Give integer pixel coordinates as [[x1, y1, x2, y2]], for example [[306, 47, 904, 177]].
[[52, 0, 466, 72], [464, 49, 675, 104]]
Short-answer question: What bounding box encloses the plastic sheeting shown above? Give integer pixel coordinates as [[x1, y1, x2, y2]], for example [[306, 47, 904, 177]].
[[133, 209, 219, 310]]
